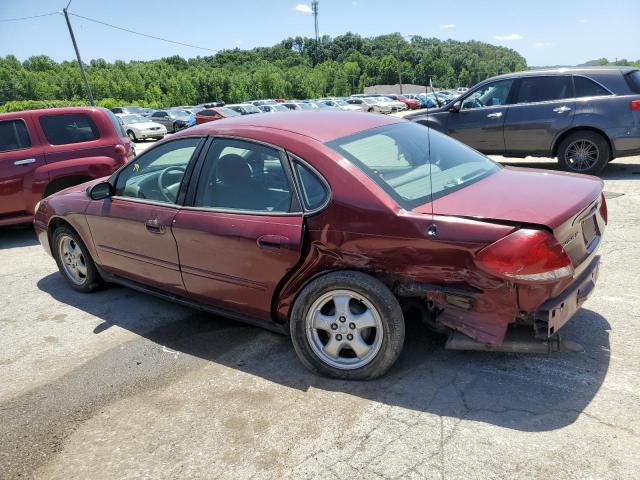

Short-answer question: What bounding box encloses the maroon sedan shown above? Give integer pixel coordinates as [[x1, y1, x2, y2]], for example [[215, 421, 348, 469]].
[[195, 106, 240, 125], [34, 111, 606, 379]]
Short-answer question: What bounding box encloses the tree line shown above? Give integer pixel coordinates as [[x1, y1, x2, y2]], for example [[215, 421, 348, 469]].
[[0, 32, 529, 111]]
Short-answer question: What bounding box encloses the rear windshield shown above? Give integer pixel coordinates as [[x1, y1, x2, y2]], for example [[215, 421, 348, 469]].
[[325, 122, 500, 208], [624, 70, 640, 94]]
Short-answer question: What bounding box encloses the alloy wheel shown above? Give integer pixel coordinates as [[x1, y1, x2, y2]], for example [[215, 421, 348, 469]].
[[565, 139, 599, 171], [58, 235, 87, 285], [305, 289, 384, 370]]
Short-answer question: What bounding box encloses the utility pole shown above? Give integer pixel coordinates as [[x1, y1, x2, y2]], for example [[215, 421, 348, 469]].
[[63, 0, 94, 105], [312, 1, 319, 65]]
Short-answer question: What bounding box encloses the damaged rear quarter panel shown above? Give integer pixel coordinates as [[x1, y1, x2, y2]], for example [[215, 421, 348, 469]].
[[276, 199, 520, 344]]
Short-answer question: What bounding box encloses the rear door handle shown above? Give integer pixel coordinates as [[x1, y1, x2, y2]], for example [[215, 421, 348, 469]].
[[257, 235, 288, 250], [14, 158, 36, 166], [553, 106, 572, 113], [486, 112, 502, 119], [145, 219, 165, 234]]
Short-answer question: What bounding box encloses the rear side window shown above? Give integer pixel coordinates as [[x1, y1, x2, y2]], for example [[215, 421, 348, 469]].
[[199, 109, 214, 116], [0, 119, 32, 152], [106, 110, 126, 137], [624, 70, 640, 94], [515, 76, 572, 104], [39, 114, 99, 145], [574, 76, 611, 97], [293, 159, 329, 210]]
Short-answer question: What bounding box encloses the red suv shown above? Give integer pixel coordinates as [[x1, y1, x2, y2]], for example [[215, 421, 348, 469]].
[[0, 107, 134, 226]]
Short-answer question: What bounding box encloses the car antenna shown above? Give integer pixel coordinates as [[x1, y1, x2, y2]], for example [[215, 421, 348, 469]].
[[430, 76, 442, 108]]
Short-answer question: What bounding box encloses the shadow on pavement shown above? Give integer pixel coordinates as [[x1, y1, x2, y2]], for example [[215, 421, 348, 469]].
[[0, 225, 38, 249], [36, 271, 611, 433]]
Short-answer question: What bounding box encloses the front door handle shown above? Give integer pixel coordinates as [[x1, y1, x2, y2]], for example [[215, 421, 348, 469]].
[[486, 112, 503, 119], [145, 218, 165, 234], [14, 158, 36, 166], [257, 235, 288, 250], [553, 106, 572, 113]]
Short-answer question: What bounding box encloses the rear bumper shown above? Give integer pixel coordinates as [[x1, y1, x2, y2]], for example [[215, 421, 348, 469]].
[[534, 255, 600, 338]]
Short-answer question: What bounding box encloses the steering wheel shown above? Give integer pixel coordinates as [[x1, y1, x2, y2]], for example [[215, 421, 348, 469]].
[[157, 165, 186, 202], [471, 97, 484, 108]]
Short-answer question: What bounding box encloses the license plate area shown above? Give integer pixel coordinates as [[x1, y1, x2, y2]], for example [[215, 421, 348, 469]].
[[582, 215, 598, 248]]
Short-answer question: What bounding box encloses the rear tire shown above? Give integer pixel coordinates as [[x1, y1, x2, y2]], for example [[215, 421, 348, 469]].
[[557, 131, 610, 175], [52, 226, 103, 293], [290, 271, 405, 380], [127, 130, 138, 142]]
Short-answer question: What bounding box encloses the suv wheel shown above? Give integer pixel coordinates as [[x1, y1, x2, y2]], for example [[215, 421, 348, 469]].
[[52, 226, 103, 293], [558, 131, 610, 175], [290, 271, 405, 380], [127, 130, 137, 142]]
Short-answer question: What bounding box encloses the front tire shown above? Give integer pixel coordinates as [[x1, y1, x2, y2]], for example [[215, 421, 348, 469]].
[[127, 130, 137, 142], [52, 226, 103, 293], [290, 271, 405, 380], [557, 131, 610, 175]]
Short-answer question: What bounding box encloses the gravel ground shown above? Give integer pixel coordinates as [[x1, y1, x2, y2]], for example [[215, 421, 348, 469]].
[[1, 149, 639, 480]]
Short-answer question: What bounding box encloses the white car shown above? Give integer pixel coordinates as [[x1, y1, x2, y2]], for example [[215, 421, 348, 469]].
[[116, 114, 167, 142], [456, 87, 469, 94], [359, 97, 393, 114], [374, 96, 407, 113], [319, 99, 363, 112]]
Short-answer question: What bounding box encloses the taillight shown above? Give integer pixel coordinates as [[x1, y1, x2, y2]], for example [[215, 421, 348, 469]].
[[631, 100, 640, 111], [600, 192, 608, 225], [475, 229, 574, 283], [114, 144, 128, 164]]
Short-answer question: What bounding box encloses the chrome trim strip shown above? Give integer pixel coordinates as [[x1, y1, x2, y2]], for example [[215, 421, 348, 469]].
[[97, 244, 180, 271], [181, 265, 267, 290]]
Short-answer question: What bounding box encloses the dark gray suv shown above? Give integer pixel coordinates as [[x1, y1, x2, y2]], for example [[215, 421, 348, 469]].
[[407, 67, 640, 174]]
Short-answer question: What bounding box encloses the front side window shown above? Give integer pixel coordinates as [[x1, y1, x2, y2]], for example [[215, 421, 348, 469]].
[[0, 119, 31, 153], [326, 123, 500, 208], [39, 114, 99, 145], [194, 139, 293, 213], [514, 76, 572, 104], [115, 138, 200, 203], [461, 79, 514, 109], [574, 76, 611, 97]]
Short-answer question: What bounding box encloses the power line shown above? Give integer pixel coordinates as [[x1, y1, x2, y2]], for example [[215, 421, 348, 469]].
[[0, 11, 60, 22], [69, 13, 219, 53]]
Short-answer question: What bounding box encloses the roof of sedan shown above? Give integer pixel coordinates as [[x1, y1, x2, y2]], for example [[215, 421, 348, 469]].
[[181, 110, 405, 142]]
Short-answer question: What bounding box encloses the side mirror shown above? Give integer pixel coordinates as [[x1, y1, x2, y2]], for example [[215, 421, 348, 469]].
[[450, 101, 461, 112], [88, 181, 112, 200]]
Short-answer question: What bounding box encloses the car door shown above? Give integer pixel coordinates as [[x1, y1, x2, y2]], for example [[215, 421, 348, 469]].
[[444, 78, 514, 154], [150, 111, 170, 130], [0, 116, 47, 220], [503, 75, 575, 155], [172, 137, 304, 321], [84, 137, 203, 294]]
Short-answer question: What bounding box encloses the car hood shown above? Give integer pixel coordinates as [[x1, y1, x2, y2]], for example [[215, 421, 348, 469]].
[[128, 121, 165, 130], [413, 166, 603, 230]]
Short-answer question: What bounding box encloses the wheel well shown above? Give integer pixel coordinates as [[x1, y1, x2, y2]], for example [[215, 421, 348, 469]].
[[43, 175, 93, 198], [552, 127, 613, 159]]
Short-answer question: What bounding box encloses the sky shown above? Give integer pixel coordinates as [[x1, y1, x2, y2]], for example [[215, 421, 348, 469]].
[[0, 0, 638, 67]]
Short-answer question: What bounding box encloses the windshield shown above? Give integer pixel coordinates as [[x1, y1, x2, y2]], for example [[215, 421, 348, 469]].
[[243, 104, 261, 113], [121, 114, 147, 124], [123, 106, 145, 114], [363, 98, 378, 104], [218, 107, 240, 116], [335, 100, 347, 106], [325, 122, 500, 208], [298, 103, 315, 110]]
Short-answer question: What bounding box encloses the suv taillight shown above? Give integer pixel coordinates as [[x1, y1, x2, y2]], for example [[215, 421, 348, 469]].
[[600, 192, 608, 225], [475, 229, 574, 284], [631, 100, 640, 111]]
